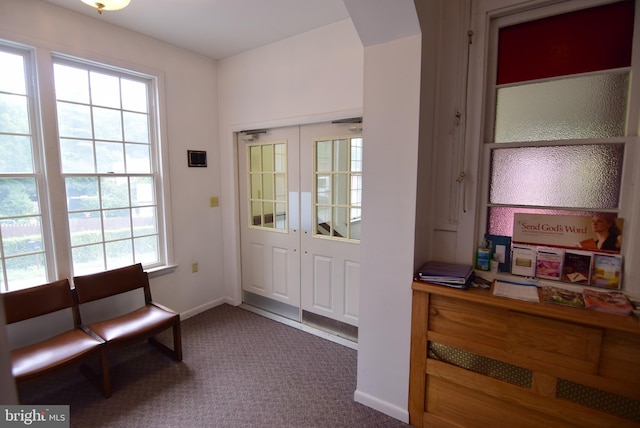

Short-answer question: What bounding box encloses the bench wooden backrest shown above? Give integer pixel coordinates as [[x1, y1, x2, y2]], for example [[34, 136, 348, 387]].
[[73, 263, 152, 305], [3, 278, 79, 325]]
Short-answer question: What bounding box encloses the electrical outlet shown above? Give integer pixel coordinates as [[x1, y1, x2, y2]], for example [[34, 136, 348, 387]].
[[191, 262, 198, 273], [209, 196, 219, 207]]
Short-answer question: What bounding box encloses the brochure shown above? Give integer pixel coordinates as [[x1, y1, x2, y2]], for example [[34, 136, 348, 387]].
[[582, 289, 633, 315]]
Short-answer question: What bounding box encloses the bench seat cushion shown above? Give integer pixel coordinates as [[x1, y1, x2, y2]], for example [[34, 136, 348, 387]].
[[12, 329, 103, 379], [86, 305, 177, 342]]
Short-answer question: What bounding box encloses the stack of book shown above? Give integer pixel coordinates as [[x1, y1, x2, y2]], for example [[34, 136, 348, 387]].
[[416, 261, 474, 289]]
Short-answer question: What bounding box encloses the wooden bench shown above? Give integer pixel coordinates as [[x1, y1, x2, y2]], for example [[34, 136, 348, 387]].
[[3, 278, 111, 397], [73, 263, 182, 388]]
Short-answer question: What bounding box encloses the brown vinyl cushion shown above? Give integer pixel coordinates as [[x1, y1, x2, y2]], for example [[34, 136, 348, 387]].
[[86, 305, 177, 342], [11, 329, 103, 380]]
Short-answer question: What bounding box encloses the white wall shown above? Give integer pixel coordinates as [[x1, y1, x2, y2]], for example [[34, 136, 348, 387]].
[[0, 0, 225, 316], [353, 34, 422, 422]]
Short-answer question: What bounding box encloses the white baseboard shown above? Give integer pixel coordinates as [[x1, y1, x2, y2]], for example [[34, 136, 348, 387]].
[[179, 297, 227, 320], [353, 389, 409, 424]]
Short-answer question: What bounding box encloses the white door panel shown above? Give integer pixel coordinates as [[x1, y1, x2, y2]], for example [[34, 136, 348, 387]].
[[238, 126, 300, 309], [300, 122, 361, 327]]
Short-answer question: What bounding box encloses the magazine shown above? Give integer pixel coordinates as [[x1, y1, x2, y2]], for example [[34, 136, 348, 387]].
[[562, 250, 592, 284], [582, 289, 633, 315], [541, 286, 585, 308], [590, 253, 622, 289], [536, 248, 564, 281]]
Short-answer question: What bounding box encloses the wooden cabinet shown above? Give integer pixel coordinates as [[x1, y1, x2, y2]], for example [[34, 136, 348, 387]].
[[409, 281, 640, 427]]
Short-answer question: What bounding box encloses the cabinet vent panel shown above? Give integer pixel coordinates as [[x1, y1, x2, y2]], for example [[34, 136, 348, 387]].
[[557, 379, 640, 422], [428, 342, 532, 388]]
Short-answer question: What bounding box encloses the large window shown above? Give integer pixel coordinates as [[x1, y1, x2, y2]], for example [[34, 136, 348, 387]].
[[54, 60, 161, 276], [0, 48, 47, 290], [0, 44, 166, 291], [482, 0, 634, 240]]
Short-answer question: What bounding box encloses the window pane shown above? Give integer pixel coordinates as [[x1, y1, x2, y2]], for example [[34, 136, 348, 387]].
[[0, 93, 29, 134], [1, 216, 43, 257], [93, 106, 122, 141], [490, 144, 623, 209], [333, 173, 348, 205], [134, 235, 159, 264], [275, 203, 286, 230], [251, 201, 261, 226], [313, 136, 362, 241], [101, 177, 130, 209], [497, 1, 633, 84], [103, 209, 131, 240], [351, 138, 362, 172], [131, 177, 154, 206], [350, 208, 361, 240], [334, 139, 349, 171], [0, 135, 33, 173], [263, 202, 274, 228], [0, 51, 26, 94], [105, 239, 133, 270], [90, 71, 121, 109], [125, 143, 151, 173], [66, 177, 100, 211], [333, 206, 347, 238], [249, 145, 261, 172], [5, 254, 46, 291], [317, 140, 332, 172], [60, 138, 94, 173], [121, 79, 148, 113], [351, 174, 362, 206], [132, 206, 157, 236], [96, 141, 125, 173], [68, 211, 102, 246], [275, 174, 286, 201], [123, 111, 149, 143], [54, 64, 89, 103], [262, 145, 274, 172], [274, 143, 286, 172], [247, 142, 287, 231], [57, 101, 92, 139], [0, 178, 39, 217], [261, 173, 273, 201], [317, 206, 331, 235], [495, 73, 628, 142], [316, 174, 330, 204], [250, 174, 261, 199], [72, 244, 105, 275]]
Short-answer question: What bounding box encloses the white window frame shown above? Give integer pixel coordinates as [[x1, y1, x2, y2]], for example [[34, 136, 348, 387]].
[[460, 0, 640, 294]]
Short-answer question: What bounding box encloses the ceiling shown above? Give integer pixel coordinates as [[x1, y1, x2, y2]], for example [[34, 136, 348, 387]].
[[41, 0, 351, 60]]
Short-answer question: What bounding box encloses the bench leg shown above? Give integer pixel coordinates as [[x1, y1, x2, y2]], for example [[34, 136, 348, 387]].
[[148, 322, 182, 362], [79, 348, 111, 398]]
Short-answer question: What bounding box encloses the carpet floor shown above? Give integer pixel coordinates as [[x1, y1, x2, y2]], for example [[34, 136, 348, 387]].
[[17, 304, 411, 428]]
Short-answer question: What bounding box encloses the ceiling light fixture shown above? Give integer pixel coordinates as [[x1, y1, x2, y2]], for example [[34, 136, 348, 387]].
[[81, 0, 131, 14]]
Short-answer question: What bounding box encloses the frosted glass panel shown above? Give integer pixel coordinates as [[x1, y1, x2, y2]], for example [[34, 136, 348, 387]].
[[495, 73, 628, 142], [490, 144, 623, 208]]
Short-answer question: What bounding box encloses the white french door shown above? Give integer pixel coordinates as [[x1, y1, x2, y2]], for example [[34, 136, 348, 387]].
[[238, 126, 301, 314], [238, 121, 362, 328], [299, 122, 361, 327]]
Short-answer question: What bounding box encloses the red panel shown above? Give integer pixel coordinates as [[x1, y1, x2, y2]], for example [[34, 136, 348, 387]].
[[497, 1, 634, 85]]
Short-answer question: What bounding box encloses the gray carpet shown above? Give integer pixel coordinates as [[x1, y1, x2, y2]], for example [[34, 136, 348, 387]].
[[17, 304, 410, 427]]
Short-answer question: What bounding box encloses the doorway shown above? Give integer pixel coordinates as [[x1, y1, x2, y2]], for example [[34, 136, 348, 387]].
[[237, 120, 362, 339]]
